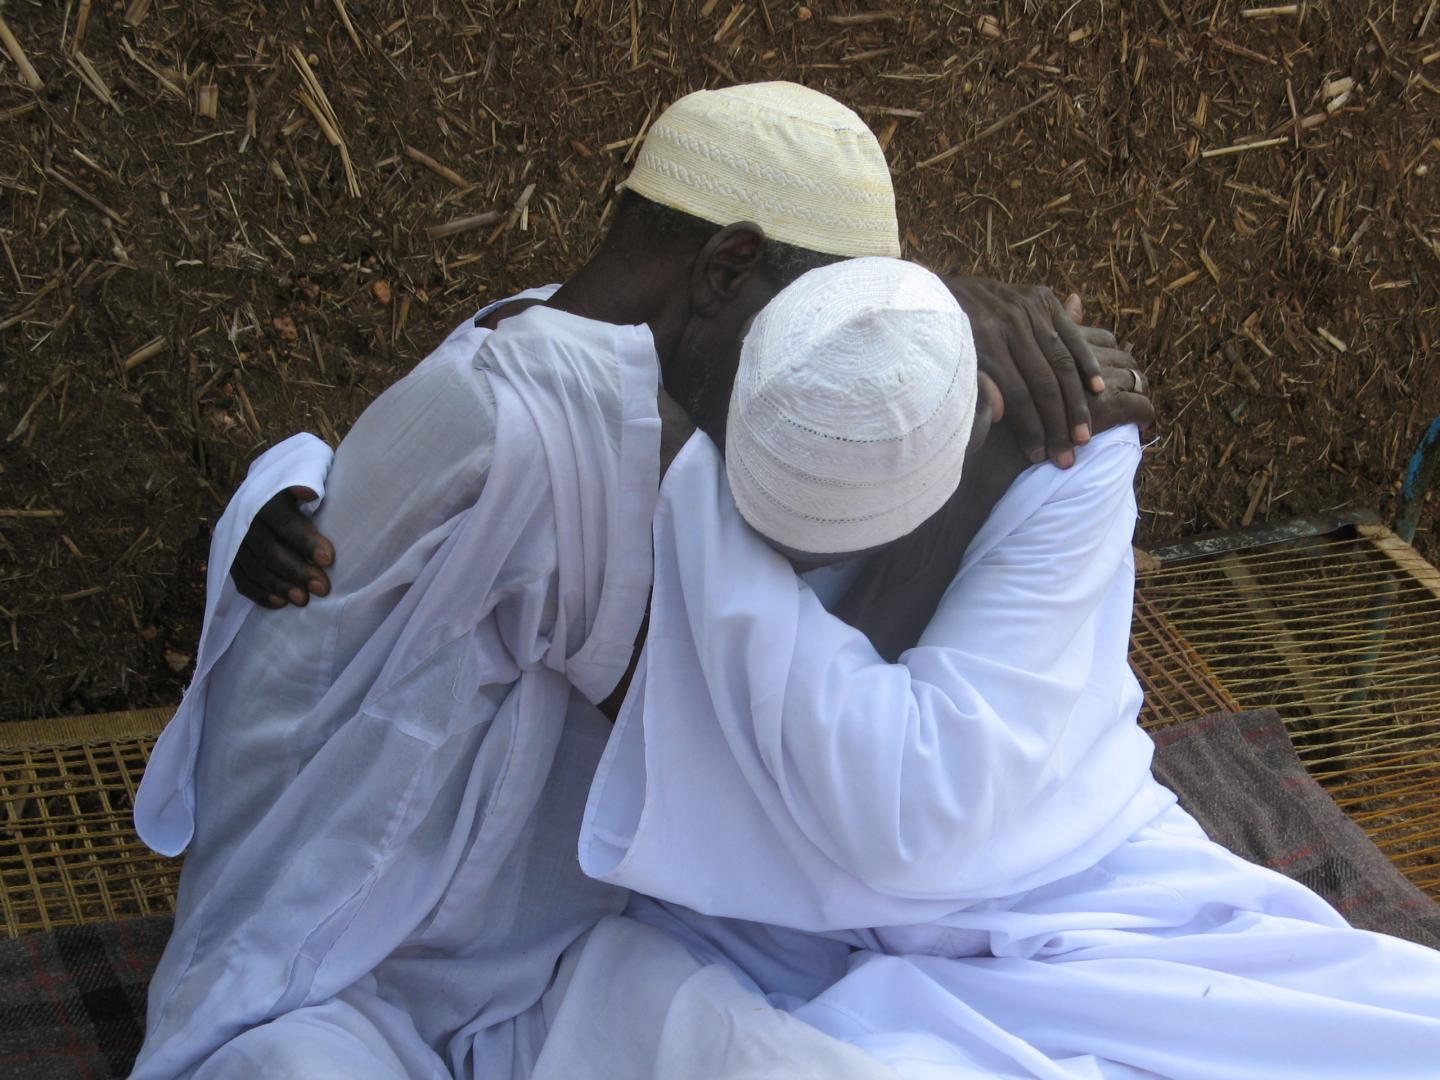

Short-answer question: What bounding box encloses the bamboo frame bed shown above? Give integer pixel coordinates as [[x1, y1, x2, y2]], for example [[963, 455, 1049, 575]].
[[3, 522, 1438, 937]]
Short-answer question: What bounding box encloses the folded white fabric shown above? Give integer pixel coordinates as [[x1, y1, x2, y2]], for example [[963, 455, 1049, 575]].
[[726, 257, 977, 555]]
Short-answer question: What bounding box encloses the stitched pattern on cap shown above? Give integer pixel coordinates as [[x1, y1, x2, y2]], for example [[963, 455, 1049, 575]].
[[642, 123, 895, 206], [632, 156, 898, 242]]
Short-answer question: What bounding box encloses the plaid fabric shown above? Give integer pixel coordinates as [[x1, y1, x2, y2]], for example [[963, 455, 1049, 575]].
[[0, 916, 169, 1079], [1152, 708, 1440, 949]]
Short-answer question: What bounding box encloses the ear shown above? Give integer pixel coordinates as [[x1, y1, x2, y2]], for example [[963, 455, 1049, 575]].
[[688, 221, 766, 317]]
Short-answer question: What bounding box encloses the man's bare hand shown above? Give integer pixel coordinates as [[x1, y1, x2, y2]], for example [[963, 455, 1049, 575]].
[[943, 277, 1105, 470], [1091, 347, 1155, 433], [230, 487, 333, 609], [1067, 297, 1155, 435]]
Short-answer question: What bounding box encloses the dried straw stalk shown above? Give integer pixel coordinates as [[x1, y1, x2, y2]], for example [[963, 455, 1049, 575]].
[[0, 16, 43, 90], [289, 46, 360, 198]]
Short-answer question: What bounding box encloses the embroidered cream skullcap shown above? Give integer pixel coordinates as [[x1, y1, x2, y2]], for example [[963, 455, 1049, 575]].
[[621, 82, 900, 258], [726, 257, 977, 556]]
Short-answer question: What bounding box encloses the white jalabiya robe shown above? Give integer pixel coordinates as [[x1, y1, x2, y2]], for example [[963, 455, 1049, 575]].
[[132, 291, 661, 1079], [557, 427, 1440, 1079]]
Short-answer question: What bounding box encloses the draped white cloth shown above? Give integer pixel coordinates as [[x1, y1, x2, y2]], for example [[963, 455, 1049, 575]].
[[133, 289, 1440, 1078], [583, 427, 1169, 926], [565, 427, 1440, 1078], [132, 293, 661, 1079]]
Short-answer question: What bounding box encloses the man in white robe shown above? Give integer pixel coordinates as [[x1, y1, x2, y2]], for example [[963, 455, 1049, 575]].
[[549, 310, 1440, 1076], [134, 292, 665, 1079], [133, 84, 1112, 1077]]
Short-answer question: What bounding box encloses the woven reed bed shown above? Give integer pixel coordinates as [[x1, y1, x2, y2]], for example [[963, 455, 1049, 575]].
[[3, 522, 1438, 936], [0, 709, 176, 938], [1136, 524, 1440, 899], [1131, 591, 1242, 729]]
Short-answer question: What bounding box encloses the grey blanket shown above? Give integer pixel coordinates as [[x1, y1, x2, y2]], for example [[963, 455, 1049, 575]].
[[1152, 707, 1440, 950]]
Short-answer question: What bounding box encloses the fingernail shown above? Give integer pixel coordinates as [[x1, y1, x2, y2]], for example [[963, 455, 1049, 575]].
[[1057, 450, 1075, 469], [315, 548, 333, 567], [1090, 376, 1105, 393], [289, 588, 307, 606], [308, 579, 328, 596], [1073, 424, 1091, 444], [1028, 448, 1046, 464]]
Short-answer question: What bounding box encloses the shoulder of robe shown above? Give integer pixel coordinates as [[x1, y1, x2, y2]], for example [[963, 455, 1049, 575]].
[[478, 307, 634, 398]]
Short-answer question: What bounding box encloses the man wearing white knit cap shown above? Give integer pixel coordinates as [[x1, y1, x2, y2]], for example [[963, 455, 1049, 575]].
[[609, 82, 1100, 465], [553, 273, 1440, 1077], [131, 81, 1148, 1079]]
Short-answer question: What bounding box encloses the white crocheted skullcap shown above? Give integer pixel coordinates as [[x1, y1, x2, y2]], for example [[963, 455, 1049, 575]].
[[620, 82, 900, 258], [726, 257, 977, 556]]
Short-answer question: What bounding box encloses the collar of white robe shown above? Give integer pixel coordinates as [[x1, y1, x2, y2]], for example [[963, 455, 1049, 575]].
[[725, 257, 978, 557]]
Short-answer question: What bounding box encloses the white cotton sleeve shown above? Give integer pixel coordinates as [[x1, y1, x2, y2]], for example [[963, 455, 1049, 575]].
[[769, 428, 1158, 896], [582, 428, 1165, 929], [135, 433, 334, 856]]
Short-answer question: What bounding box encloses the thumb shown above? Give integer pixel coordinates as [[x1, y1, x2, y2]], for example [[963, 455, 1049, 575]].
[[978, 370, 1004, 422], [1063, 292, 1084, 324]]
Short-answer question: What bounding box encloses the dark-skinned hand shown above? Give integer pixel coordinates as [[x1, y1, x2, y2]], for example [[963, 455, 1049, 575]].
[[229, 486, 334, 609], [943, 277, 1105, 469], [1066, 295, 1155, 434]]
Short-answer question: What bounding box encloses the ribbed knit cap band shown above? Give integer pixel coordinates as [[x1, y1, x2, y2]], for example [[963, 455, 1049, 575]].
[[621, 82, 901, 258]]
